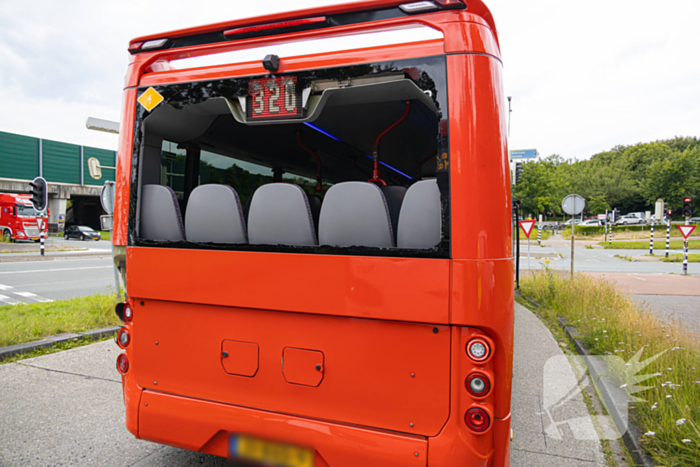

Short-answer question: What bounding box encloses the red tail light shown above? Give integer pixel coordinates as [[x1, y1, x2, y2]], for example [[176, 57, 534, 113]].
[[225, 17, 327, 36], [466, 373, 491, 398], [117, 327, 131, 348], [124, 305, 133, 322], [465, 408, 490, 433], [466, 337, 491, 362], [117, 354, 129, 374]]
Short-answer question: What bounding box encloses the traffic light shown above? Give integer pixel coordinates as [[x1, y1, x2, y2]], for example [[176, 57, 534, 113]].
[[29, 177, 48, 212], [667, 209, 673, 220], [515, 163, 523, 184], [682, 197, 693, 218]]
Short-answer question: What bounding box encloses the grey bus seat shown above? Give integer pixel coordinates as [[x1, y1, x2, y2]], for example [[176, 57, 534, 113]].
[[247, 183, 318, 246], [185, 184, 247, 244], [397, 179, 441, 249], [319, 182, 394, 248], [307, 194, 322, 232], [140, 184, 186, 241], [381, 185, 407, 242]]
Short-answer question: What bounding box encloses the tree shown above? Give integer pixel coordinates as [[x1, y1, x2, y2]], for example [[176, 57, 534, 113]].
[[640, 149, 699, 211], [512, 156, 566, 217]]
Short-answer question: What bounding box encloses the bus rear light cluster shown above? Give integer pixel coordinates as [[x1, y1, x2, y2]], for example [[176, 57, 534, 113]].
[[116, 354, 129, 374], [224, 17, 327, 36], [128, 39, 169, 52], [123, 305, 133, 322], [115, 303, 133, 323], [466, 337, 491, 362], [117, 327, 131, 348], [465, 373, 491, 398], [465, 408, 490, 433]]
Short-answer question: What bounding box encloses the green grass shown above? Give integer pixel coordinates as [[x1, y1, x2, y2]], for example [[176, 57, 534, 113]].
[[99, 231, 111, 241], [601, 240, 700, 250], [1, 335, 115, 364], [662, 254, 700, 263], [520, 271, 700, 466], [0, 292, 120, 348]]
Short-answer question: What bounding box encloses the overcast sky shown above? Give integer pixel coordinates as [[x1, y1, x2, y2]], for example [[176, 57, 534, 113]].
[[1, 0, 698, 160]]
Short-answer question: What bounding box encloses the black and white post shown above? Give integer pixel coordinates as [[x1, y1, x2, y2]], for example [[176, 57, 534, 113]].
[[684, 238, 689, 276], [40, 230, 45, 256], [649, 221, 654, 255], [666, 219, 671, 258]]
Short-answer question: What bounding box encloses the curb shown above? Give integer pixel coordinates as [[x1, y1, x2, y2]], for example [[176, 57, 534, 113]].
[[0, 326, 120, 362], [516, 291, 655, 467]]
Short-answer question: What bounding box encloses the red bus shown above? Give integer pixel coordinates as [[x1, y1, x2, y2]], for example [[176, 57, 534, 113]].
[[112, 1, 513, 465], [0, 193, 49, 242]]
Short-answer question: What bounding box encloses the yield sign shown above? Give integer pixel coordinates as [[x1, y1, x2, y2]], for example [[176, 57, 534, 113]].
[[519, 220, 536, 238], [678, 225, 696, 240]]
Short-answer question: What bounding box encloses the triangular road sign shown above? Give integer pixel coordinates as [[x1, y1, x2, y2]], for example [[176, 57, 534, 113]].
[[519, 220, 536, 238], [678, 225, 696, 240]]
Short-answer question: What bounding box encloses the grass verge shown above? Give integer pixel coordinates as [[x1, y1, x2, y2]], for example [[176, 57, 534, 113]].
[[662, 254, 700, 263], [601, 240, 700, 250], [1, 335, 115, 364], [0, 292, 120, 347], [520, 270, 700, 466], [100, 231, 111, 241]]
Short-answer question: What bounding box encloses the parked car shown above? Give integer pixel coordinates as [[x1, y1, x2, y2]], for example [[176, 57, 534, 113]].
[[564, 219, 581, 226], [64, 225, 101, 241], [689, 217, 700, 224], [581, 219, 601, 226], [615, 214, 645, 226]]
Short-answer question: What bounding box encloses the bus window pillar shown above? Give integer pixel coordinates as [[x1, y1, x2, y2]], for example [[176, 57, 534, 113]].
[[180, 145, 201, 210], [272, 167, 285, 183]]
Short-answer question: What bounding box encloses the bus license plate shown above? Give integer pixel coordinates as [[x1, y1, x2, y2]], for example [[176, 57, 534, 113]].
[[230, 434, 314, 467], [247, 76, 303, 121]]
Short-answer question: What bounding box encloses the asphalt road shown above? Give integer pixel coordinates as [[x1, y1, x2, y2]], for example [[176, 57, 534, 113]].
[[0, 237, 115, 304], [0, 303, 608, 466]]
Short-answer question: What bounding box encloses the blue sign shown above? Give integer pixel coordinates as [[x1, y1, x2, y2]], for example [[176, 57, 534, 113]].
[[509, 149, 539, 160]]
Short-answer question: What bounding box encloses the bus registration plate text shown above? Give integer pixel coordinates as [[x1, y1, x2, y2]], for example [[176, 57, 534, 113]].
[[247, 76, 302, 121], [230, 434, 314, 467]]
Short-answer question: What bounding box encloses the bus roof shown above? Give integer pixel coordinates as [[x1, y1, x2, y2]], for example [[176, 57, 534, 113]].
[[129, 0, 497, 49]]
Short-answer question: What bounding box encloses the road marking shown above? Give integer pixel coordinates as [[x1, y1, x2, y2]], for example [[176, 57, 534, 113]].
[[0, 266, 112, 275], [0, 294, 20, 305], [13, 291, 54, 302], [0, 284, 13, 290]]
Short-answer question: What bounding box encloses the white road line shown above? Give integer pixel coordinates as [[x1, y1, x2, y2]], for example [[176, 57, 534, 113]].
[[0, 284, 13, 290], [0, 294, 20, 305], [13, 291, 54, 302], [0, 266, 112, 275]]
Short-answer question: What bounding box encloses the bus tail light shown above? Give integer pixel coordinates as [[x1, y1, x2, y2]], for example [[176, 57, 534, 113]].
[[433, 0, 464, 7], [123, 305, 133, 322], [117, 327, 131, 348], [224, 17, 327, 36], [466, 373, 491, 398], [465, 408, 490, 433], [117, 354, 129, 374], [466, 337, 491, 363]]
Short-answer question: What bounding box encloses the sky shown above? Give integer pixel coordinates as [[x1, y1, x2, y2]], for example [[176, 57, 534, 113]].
[[0, 0, 698, 160]]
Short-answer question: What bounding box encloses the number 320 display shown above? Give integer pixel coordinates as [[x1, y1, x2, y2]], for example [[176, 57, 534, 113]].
[[247, 76, 302, 121]]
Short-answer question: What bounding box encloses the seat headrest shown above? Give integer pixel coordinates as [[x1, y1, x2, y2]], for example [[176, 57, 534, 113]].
[[185, 184, 247, 243], [248, 183, 317, 246], [140, 184, 185, 241], [318, 182, 394, 248], [397, 179, 441, 249]]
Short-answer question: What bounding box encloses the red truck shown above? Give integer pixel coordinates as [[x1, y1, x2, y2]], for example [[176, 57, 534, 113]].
[[0, 193, 49, 242]]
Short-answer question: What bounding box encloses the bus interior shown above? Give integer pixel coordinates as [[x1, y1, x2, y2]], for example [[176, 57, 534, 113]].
[[132, 57, 450, 258]]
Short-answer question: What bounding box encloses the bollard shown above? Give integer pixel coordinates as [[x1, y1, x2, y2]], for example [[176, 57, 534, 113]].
[[40, 231, 45, 256], [649, 222, 654, 255], [538, 226, 542, 245], [666, 220, 670, 258]]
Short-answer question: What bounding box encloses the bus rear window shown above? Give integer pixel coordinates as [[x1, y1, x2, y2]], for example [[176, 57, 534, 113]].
[[130, 56, 450, 258]]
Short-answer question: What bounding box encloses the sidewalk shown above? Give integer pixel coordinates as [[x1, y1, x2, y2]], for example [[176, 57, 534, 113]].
[[511, 303, 608, 466]]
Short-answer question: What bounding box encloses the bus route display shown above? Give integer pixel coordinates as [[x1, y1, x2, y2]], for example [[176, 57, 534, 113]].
[[247, 76, 303, 121]]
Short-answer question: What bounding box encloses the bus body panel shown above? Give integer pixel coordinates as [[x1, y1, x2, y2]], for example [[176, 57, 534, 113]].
[[113, 87, 137, 247], [138, 391, 428, 467], [448, 53, 511, 261], [127, 247, 450, 324], [130, 297, 451, 436]]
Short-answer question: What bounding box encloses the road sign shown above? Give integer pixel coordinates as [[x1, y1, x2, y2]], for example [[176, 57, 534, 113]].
[[509, 149, 539, 160], [678, 225, 696, 240], [562, 194, 585, 216], [655, 199, 664, 221], [519, 220, 536, 238]]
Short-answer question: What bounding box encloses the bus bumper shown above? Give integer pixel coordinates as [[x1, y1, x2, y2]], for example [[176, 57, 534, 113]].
[[137, 390, 428, 467]]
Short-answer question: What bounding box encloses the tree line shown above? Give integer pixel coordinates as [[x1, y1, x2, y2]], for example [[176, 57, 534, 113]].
[[512, 136, 699, 219]]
